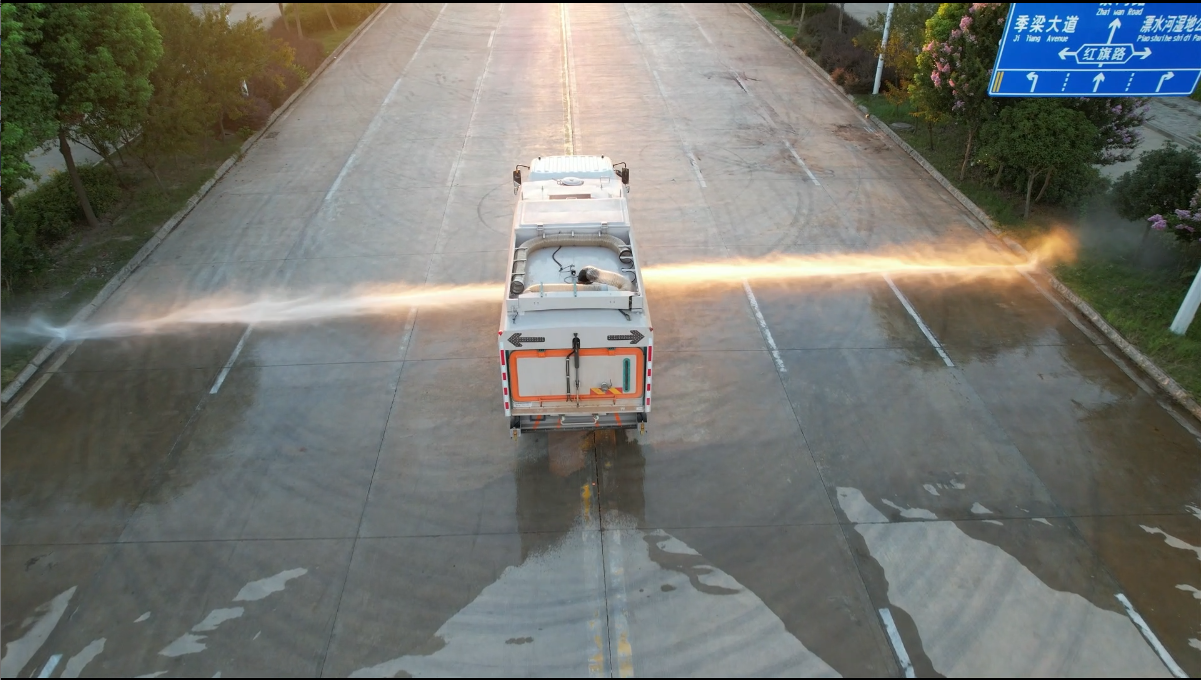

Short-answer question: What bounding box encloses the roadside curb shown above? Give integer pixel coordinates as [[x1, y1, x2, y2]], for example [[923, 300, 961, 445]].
[[0, 4, 390, 405], [742, 4, 1201, 423]]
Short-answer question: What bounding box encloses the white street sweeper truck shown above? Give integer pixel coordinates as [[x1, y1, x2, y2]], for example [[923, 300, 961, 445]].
[[499, 155, 653, 437]]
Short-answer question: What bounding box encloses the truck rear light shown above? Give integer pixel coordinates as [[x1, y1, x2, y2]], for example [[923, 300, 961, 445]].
[[646, 397, 651, 405]]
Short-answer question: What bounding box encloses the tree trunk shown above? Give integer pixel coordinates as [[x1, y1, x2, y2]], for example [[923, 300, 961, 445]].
[[791, 3, 797, 21], [958, 124, 976, 181], [1034, 168, 1053, 203], [324, 4, 338, 30], [293, 4, 303, 37], [927, 121, 935, 150], [4, 196, 16, 215], [799, 3, 806, 26], [993, 163, 1004, 187], [59, 128, 100, 229], [279, 3, 288, 31], [218, 106, 226, 139], [1024, 169, 1037, 220], [838, 3, 845, 33]]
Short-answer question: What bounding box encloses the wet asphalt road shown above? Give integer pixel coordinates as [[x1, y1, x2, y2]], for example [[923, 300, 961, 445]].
[[3, 4, 1200, 677]]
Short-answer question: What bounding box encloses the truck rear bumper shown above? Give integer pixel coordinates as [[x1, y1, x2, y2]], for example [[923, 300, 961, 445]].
[[511, 412, 646, 434]]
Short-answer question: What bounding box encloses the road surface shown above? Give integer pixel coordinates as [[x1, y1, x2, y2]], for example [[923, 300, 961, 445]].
[[3, 4, 1199, 677]]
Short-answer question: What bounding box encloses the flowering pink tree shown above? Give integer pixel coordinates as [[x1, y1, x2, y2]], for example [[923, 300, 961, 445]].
[[1150, 186, 1201, 244], [911, 3, 1008, 180]]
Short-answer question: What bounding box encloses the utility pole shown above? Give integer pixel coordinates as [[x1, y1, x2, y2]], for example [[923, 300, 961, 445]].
[[873, 3, 896, 95], [838, 3, 845, 33], [1170, 265, 1201, 335]]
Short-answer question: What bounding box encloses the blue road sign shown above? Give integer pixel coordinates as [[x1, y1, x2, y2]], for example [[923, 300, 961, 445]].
[[990, 3, 1201, 97]]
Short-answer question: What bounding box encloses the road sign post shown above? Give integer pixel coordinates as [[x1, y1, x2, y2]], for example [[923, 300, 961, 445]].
[[990, 3, 1201, 97]]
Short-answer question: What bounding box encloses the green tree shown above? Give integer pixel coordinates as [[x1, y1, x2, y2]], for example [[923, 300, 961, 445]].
[[910, 3, 1008, 180], [979, 99, 1097, 219], [137, 4, 219, 190], [858, 3, 938, 86], [25, 3, 162, 228], [1112, 142, 1201, 222], [0, 3, 56, 213], [197, 6, 279, 139]]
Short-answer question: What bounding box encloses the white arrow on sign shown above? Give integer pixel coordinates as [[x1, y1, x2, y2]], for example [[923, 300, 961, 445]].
[[1107, 18, 1121, 44], [1058, 47, 1077, 60], [1157, 71, 1175, 92], [1027, 71, 1039, 92], [1133, 47, 1152, 59], [1092, 72, 1105, 92]]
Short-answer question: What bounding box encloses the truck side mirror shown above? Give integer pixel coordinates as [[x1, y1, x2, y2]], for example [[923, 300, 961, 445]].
[[512, 169, 522, 185], [620, 168, 629, 185]]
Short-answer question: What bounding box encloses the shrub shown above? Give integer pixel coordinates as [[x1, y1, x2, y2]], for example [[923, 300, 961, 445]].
[[224, 96, 274, 132], [2, 164, 121, 288], [1112, 142, 1201, 222], [249, 62, 305, 108], [280, 3, 379, 36], [795, 6, 873, 92], [267, 19, 324, 74]]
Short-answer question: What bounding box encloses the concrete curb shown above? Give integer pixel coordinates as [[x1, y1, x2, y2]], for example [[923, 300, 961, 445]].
[[742, 4, 1201, 423], [1, 4, 390, 405]]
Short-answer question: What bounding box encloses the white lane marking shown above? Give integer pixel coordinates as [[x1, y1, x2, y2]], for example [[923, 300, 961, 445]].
[[685, 151, 707, 187], [134, 612, 151, 623], [1140, 526, 1201, 560], [397, 307, 419, 360], [61, 638, 105, 678], [1, 340, 81, 429], [982, 519, 1004, 526], [1174, 584, 1200, 600], [1033, 517, 1053, 526], [36, 654, 62, 678], [970, 502, 993, 515], [192, 608, 244, 632], [684, 3, 714, 44], [159, 633, 206, 658], [877, 609, 915, 678], [210, 326, 252, 394], [883, 274, 954, 367], [446, 28, 498, 189], [324, 4, 448, 203], [742, 280, 786, 375], [234, 568, 308, 602], [560, 3, 576, 154], [881, 498, 937, 520], [784, 141, 821, 185], [838, 488, 1170, 677], [0, 586, 76, 678], [1117, 593, 1187, 678]]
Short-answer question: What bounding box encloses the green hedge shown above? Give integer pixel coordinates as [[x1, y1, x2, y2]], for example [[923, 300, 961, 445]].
[[2, 165, 120, 288]]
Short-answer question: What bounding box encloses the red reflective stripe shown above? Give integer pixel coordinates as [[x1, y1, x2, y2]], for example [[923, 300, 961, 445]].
[[647, 346, 652, 362], [503, 387, 508, 395], [502, 372, 507, 380], [646, 383, 650, 391], [647, 368, 651, 377], [646, 397, 651, 405], [500, 350, 506, 365], [504, 401, 510, 409]]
